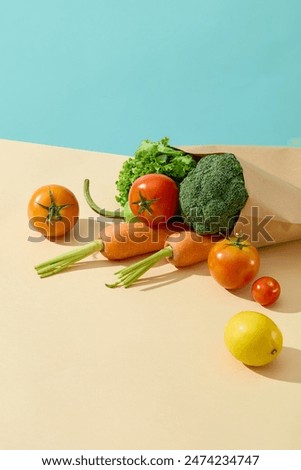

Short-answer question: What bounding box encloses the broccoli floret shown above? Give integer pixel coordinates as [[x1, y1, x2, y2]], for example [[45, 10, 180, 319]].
[[179, 153, 248, 234]]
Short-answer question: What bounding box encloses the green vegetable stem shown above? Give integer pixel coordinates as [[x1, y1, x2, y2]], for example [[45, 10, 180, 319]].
[[35, 239, 104, 278], [106, 246, 173, 288], [84, 179, 139, 222], [84, 179, 124, 219]]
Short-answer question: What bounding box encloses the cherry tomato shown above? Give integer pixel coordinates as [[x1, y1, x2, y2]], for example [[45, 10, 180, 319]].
[[208, 236, 260, 290], [252, 276, 281, 306], [128, 173, 179, 226], [28, 184, 79, 239]]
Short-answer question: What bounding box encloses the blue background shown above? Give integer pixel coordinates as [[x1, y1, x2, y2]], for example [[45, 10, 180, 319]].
[[0, 0, 300, 155]]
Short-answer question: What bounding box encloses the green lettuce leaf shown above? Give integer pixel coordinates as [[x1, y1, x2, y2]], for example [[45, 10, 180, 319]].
[[115, 137, 197, 207]]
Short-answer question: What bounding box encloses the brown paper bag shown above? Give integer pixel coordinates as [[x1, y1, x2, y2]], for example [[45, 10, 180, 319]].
[[177, 145, 301, 247]]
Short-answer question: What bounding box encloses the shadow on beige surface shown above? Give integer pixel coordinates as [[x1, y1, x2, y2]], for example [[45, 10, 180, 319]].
[[248, 347, 301, 383], [132, 262, 211, 292], [229, 285, 301, 314], [60, 259, 114, 273]]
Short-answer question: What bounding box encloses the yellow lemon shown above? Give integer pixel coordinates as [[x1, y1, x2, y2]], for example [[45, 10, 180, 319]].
[[224, 311, 283, 367]]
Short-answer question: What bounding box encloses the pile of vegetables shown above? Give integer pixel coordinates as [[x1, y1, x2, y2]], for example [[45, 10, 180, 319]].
[[31, 138, 251, 279], [29, 136, 281, 306], [29, 136, 284, 368], [83, 137, 196, 221]]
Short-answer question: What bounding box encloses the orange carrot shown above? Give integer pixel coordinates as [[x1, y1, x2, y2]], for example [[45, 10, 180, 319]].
[[99, 222, 175, 260], [35, 222, 175, 278], [163, 230, 214, 267], [107, 230, 220, 288]]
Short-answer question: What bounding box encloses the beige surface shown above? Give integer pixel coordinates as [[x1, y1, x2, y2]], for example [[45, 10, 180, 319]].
[[0, 139, 301, 450]]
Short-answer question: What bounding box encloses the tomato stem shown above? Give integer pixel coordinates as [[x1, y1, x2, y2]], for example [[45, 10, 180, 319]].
[[225, 233, 249, 250], [35, 239, 104, 278], [131, 190, 160, 217], [36, 189, 74, 224], [106, 245, 173, 288], [84, 179, 124, 219]]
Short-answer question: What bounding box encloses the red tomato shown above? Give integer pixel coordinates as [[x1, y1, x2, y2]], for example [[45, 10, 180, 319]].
[[28, 184, 79, 239], [128, 174, 179, 226], [252, 276, 281, 306], [208, 236, 260, 290]]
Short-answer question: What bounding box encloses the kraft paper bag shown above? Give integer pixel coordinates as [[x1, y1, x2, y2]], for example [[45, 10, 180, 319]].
[[177, 145, 301, 248]]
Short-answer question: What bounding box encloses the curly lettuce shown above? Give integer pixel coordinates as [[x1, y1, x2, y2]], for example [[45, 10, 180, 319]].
[[115, 137, 197, 207]]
